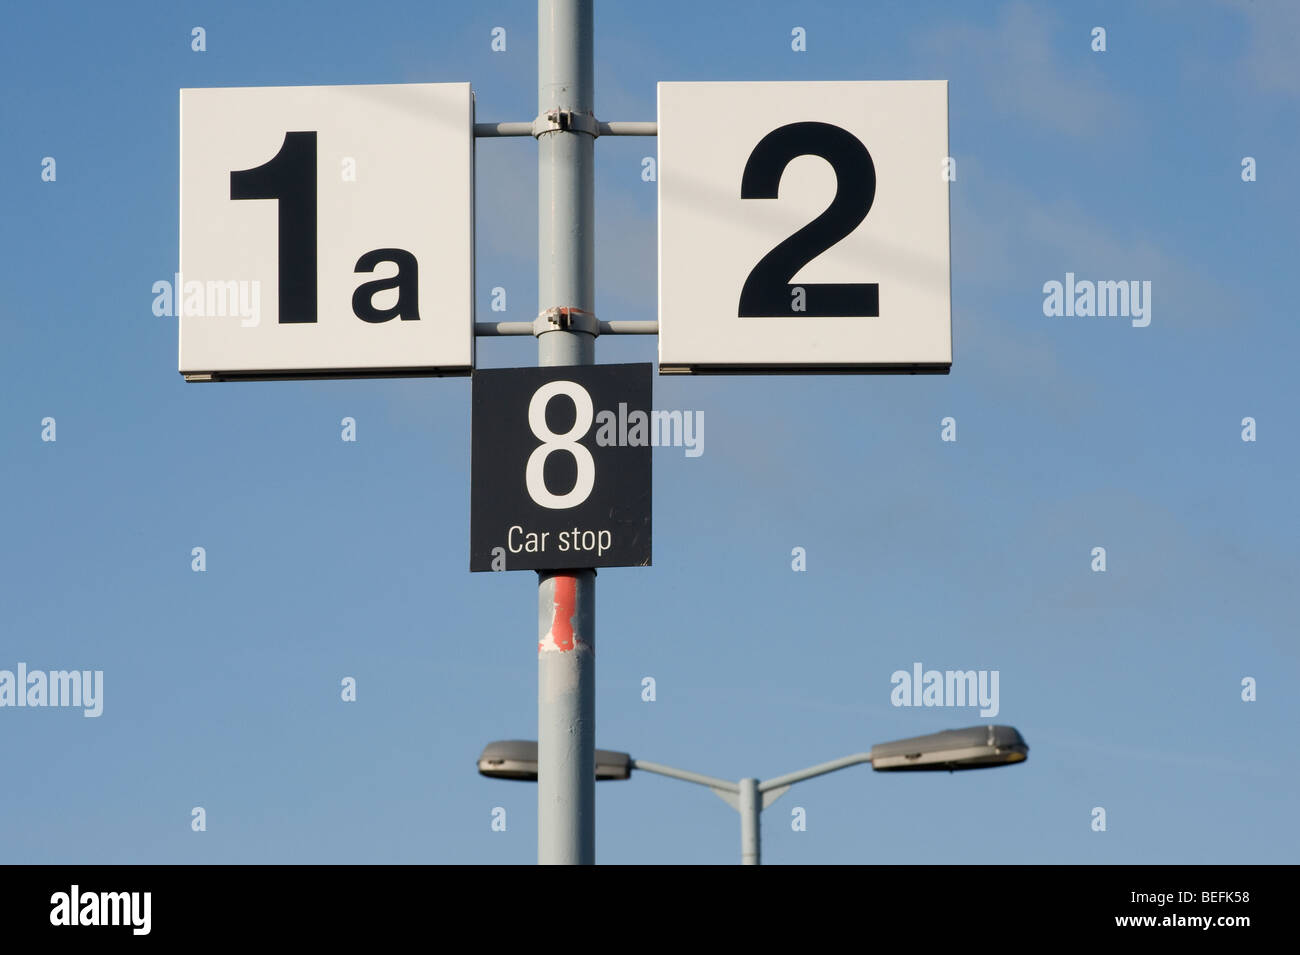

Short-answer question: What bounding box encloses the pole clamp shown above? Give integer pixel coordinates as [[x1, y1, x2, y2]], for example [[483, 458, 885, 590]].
[[533, 109, 600, 138], [533, 306, 599, 337]]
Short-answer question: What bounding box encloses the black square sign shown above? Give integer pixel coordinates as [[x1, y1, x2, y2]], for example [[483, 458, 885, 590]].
[[470, 363, 652, 572]]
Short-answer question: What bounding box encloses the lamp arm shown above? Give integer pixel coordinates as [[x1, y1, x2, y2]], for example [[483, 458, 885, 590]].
[[758, 753, 873, 793], [629, 758, 740, 793]]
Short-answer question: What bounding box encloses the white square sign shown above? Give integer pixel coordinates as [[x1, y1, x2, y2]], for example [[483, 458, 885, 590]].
[[657, 81, 950, 373], [179, 83, 474, 380]]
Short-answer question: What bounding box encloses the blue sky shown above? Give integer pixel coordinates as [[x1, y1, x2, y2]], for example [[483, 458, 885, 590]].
[[1, 0, 1296, 864]]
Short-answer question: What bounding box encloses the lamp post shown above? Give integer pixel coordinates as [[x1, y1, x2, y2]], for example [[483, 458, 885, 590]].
[[478, 725, 1029, 864]]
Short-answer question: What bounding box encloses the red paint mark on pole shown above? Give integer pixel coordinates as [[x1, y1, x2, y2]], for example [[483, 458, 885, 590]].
[[551, 575, 577, 651]]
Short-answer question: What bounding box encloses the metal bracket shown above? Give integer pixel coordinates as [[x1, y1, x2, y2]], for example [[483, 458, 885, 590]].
[[533, 306, 600, 337], [533, 108, 600, 138], [711, 786, 740, 811], [475, 119, 656, 138]]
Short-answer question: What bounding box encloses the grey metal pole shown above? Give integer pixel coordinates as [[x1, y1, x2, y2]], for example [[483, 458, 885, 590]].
[[739, 777, 760, 865], [536, 0, 597, 866]]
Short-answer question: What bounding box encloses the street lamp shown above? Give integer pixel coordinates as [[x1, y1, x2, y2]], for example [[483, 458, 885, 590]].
[[477, 724, 1028, 864], [478, 739, 632, 781], [868, 724, 1028, 771]]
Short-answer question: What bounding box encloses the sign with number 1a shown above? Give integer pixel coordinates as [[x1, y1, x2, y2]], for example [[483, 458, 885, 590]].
[[179, 83, 473, 381], [470, 364, 652, 572], [657, 81, 951, 374]]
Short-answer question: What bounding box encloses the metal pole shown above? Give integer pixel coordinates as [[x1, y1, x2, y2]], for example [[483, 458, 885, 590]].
[[536, 0, 597, 866], [739, 777, 760, 865]]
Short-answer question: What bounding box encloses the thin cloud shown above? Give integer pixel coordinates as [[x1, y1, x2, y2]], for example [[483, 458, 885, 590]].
[[1221, 0, 1300, 97], [921, 1, 1134, 138]]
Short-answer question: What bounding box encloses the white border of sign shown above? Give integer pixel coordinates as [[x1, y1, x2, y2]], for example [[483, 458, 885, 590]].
[[178, 82, 475, 381], [657, 81, 951, 375]]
